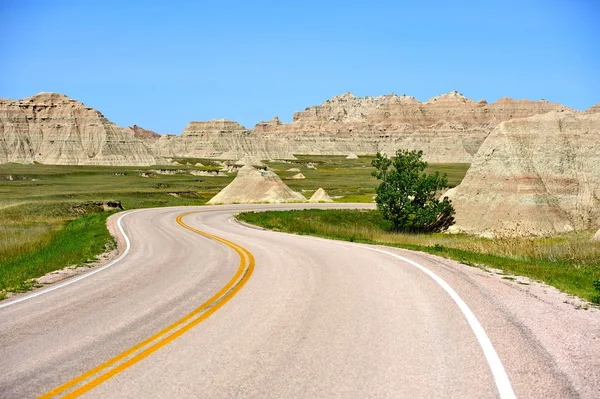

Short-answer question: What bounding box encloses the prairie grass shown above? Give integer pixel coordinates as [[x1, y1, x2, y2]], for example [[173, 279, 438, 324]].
[[268, 155, 468, 201], [0, 158, 467, 294], [237, 209, 600, 302], [0, 163, 235, 293], [0, 213, 114, 291]]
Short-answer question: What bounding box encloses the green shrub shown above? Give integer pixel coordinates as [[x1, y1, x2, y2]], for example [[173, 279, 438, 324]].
[[371, 150, 454, 232]]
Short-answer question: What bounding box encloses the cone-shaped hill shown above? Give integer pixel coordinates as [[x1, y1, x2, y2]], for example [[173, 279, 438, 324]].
[[207, 165, 306, 204], [309, 188, 333, 202]]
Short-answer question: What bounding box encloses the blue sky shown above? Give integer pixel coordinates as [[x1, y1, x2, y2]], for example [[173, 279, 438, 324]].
[[1, 0, 598, 134]]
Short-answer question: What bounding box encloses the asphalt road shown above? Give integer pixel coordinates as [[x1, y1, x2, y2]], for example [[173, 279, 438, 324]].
[[0, 204, 596, 398]]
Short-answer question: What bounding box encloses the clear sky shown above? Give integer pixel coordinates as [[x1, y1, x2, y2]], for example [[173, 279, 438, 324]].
[[1, 0, 598, 134]]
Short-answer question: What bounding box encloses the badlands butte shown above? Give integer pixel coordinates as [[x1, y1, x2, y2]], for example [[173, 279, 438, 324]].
[[1, 90, 599, 237], [0, 90, 575, 164]]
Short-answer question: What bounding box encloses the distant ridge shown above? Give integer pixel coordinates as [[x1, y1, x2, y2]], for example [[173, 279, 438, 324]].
[[153, 90, 571, 162], [1, 90, 589, 165]]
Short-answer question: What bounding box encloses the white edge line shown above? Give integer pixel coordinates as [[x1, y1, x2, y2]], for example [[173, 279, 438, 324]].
[[229, 216, 517, 399], [0, 209, 143, 309], [362, 246, 517, 399]]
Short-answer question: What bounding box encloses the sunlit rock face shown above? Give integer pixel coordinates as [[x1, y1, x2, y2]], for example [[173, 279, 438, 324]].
[[449, 111, 600, 237], [0, 93, 160, 166], [153, 91, 568, 163], [0, 91, 575, 166], [151, 119, 297, 160]]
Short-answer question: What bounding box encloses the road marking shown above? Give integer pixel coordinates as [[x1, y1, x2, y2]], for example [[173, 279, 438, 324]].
[[229, 217, 517, 399], [1, 204, 370, 309], [0, 209, 143, 309], [39, 211, 255, 398], [361, 246, 517, 399]]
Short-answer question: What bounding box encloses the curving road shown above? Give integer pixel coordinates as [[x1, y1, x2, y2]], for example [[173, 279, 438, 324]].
[[0, 204, 598, 398]]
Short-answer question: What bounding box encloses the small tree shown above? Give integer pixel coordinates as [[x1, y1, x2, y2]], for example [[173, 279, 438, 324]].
[[371, 149, 455, 232]]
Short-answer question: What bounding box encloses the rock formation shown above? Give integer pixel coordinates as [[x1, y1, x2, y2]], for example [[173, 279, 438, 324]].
[[346, 153, 359, 159], [130, 124, 161, 141], [286, 168, 301, 172], [245, 91, 569, 162], [151, 91, 569, 163], [587, 102, 600, 114], [309, 188, 333, 202], [442, 187, 457, 202], [291, 173, 306, 179], [449, 110, 600, 237], [0, 93, 161, 166], [235, 155, 265, 167], [207, 165, 305, 204], [221, 155, 267, 172], [152, 119, 297, 160], [593, 228, 600, 241], [1, 91, 583, 166]]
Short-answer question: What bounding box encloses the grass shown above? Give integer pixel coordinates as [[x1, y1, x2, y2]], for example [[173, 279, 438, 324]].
[[237, 209, 600, 303], [267, 155, 468, 202], [0, 163, 234, 295], [0, 213, 115, 291], [0, 157, 468, 296]]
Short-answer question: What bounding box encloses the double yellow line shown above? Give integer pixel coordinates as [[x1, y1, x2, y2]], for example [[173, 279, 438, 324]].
[[40, 211, 255, 398]]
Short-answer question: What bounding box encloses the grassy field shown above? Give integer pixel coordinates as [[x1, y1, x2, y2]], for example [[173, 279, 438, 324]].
[[7, 157, 596, 305], [0, 213, 114, 294], [0, 162, 232, 297], [0, 157, 468, 297], [237, 209, 600, 304], [268, 155, 468, 202]]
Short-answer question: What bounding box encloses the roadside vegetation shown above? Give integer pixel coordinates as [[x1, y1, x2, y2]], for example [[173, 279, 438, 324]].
[[0, 158, 468, 298], [237, 209, 600, 303], [0, 213, 113, 295], [371, 150, 454, 232], [0, 163, 232, 297], [268, 155, 467, 203]]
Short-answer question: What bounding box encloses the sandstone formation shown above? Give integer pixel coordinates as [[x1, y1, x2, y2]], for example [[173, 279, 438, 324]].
[[442, 187, 457, 202], [2, 91, 574, 166], [291, 173, 306, 179], [346, 153, 359, 159], [449, 111, 600, 237], [152, 119, 297, 160], [309, 188, 333, 202], [287, 168, 301, 172], [148, 169, 226, 177], [207, 165, 305, 204], [150, 91, 569, 163], [235, 155, 265, 167], [130, 124, 161, 141], [593, 228, 600, 241], [587, 102, 600, 114], [221, 155, 267, 172], [0, 93, 161, 166]]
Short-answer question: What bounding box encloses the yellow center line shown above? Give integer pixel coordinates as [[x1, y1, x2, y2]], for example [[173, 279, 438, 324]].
[[39, 211, 255, 398]]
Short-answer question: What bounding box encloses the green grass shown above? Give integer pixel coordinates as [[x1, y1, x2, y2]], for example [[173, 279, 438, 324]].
[[0, 163, 235, 294], [237, 209, 600, 303], [0, 158, 468, 296], [267, 155, 468, 202], [0, 213, 115, 291]]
